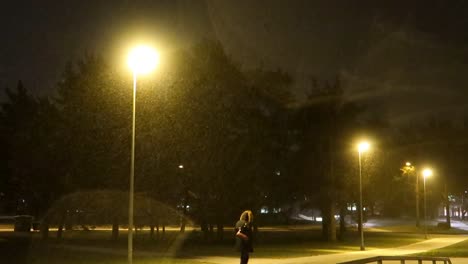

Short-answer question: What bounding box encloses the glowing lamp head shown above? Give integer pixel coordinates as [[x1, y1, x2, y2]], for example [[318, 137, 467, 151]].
[[357, 142, 370, 153], [128, 45, 159, 74], [406, 162, 411, 166], [178, 165, 184, 169], [422, 168, 433, 179]]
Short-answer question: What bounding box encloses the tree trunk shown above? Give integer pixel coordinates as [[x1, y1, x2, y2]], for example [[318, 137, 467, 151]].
[[321, 210, 329, 240], [329, 203, 337, 242], [324, 118, 337, 242], [209, 224, 214, 241], [445, 184, 451, 228], [156, 223, 160, 241], [150, 225, 155, 240], [201, 219, 209, 241], [216, 223, 224, 241], [339, 204, 346, 240], [180, 218, 186, 233], [40, 220, 49, 240], [322, 201, 337, 242], [180, 190, 189, 233], [57, 223, 64, 239], [111, 217, 119, 241], [357, 202, 362, 234], [57, 213, 66, 239], [180, 200, 188, 233]]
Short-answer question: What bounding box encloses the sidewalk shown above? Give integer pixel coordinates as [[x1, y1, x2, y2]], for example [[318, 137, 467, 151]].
[[196, 235, 468, 264]]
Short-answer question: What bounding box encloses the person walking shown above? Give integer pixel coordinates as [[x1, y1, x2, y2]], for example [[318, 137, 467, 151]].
[[235, 210, 254, 264]]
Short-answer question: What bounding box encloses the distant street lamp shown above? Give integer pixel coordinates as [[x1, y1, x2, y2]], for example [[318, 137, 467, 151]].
[[127, 45, 159, 264], [404, 162, 420, 227], [422, 168, 433, 239], [357, 141, 370, 251]]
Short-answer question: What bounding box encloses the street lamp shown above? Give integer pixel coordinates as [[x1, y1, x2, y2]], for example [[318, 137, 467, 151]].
[[404, 162, 419, 227], [178, 164, 189, 232], [127, 45, 159, 264], [357, 141, 370, 251], [422, 168, 433, 239]]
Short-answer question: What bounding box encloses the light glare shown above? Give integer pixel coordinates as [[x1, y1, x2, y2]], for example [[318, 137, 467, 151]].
[[357, 141, 370, 152], [128, 45, 159, 74], [422, 168, 433, 178]]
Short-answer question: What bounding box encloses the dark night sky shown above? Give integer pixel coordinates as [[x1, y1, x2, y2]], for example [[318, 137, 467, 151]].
[[1, 0, 468, 124]]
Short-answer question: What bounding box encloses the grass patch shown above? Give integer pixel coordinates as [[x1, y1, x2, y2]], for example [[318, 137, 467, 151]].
[[28, 250, 216, 264], [415, 239, 468, 258], [178, 228, 424, 258], [0, 226, 427, 263]]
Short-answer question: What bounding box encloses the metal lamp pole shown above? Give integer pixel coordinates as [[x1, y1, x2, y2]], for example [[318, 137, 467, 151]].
[[127, 45, 159, 264], [423, 174, 428, 239], [416, 170, 420, 227], [422, 168, 432, 240], [357, 141, 369, 251], [128, 71, 137, 264], [358, 149, 365, 251]]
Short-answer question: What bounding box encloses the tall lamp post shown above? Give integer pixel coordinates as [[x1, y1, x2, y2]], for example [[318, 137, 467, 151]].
[[178, 164, 188, 233], [357, 141, 370, 251], [422, 168, 432, 239], [405, 162, 420, 227], [127, 45, 159, 264]]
